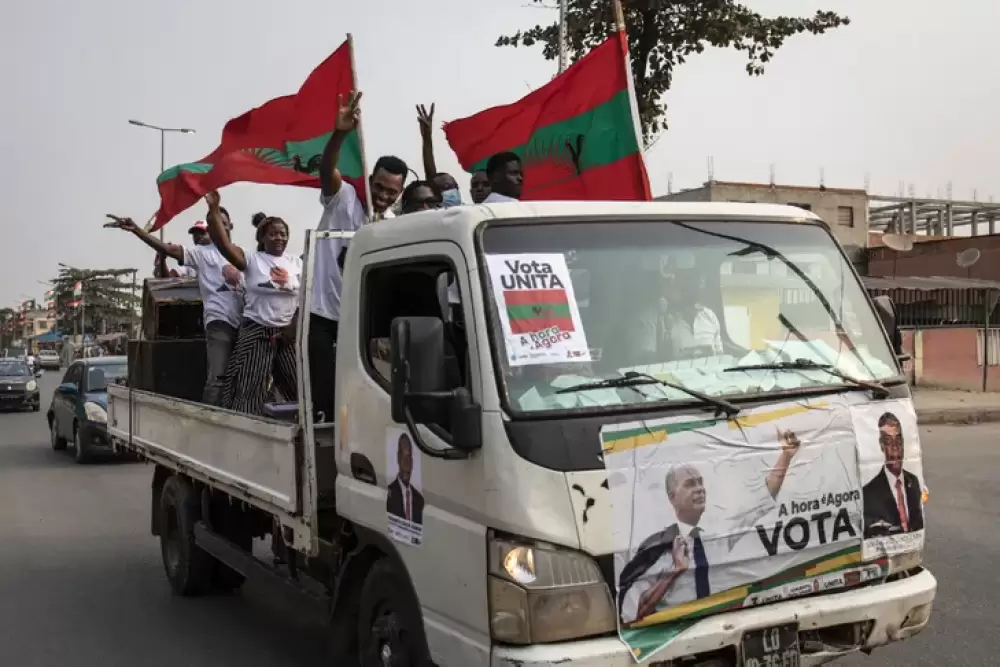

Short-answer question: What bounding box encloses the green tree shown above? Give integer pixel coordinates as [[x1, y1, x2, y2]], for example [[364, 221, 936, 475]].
[[49, 266, 139, 336], [0, 308, 15, 350], [496, 1, 849, 140]]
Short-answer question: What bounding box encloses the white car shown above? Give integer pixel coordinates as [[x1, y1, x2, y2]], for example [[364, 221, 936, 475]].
[[37, 350, 60, 370]]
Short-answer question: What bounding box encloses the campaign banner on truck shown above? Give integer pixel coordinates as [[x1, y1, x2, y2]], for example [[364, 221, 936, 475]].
[[603, 397, 867, 663], [485, 253, 591, 366], [850, 398, 927, 560]]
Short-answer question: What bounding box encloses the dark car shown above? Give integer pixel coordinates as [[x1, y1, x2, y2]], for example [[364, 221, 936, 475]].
[[48, 357, 127, 463], [0, 359, 42, 411]]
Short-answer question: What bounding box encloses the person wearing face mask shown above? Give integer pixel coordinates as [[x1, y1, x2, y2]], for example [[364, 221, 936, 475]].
[[311, 90, 407, 423], [416, 103, 465, 209], [204, 190, 302, 416]]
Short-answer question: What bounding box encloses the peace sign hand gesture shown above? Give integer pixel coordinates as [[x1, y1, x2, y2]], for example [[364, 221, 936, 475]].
[[336, 91, 363, 132], [417, 103, 435, 137]]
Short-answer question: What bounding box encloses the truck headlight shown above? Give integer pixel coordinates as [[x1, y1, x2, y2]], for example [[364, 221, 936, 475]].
[[26, 380, 36, 392], [84, 402, 107, 424], [488, 534, 616, 645]]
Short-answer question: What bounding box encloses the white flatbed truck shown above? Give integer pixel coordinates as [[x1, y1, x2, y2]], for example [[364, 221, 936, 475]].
[[109, 201, 935, 666]]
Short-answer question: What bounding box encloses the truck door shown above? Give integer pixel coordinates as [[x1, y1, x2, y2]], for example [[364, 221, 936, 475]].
[[337, 241, 491, 664]]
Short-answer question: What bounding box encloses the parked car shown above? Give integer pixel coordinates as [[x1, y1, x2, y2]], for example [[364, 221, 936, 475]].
[[0, 358, 41, 411], [37, 350, 60, 370], [48, 356, 127, 463]]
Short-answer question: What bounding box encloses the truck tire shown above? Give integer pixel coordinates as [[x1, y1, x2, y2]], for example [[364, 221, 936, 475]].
[[159, 475, 213, 596], [73, 424, 90, 464], [49, 417, 67, 451], [356, 559, 429, 667]]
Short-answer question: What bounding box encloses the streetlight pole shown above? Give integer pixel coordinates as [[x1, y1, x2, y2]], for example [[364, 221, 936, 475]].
[[128, 120, 196, 240]]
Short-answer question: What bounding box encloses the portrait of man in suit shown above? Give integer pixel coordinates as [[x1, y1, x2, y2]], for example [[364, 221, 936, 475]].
[[387, 432, 424, 526], [862, 412, 923, 537], [617, 429, 802, 624]]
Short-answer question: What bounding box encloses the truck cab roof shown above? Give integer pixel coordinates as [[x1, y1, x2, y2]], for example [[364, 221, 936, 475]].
[[349, 201, 825, 255]]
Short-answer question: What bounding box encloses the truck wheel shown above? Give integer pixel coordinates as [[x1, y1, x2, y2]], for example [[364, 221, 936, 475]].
[[49, 417, 67, 451], [357, 559, 428, 667], [159, 475, 213, 596], [73, 425, 90, 464]]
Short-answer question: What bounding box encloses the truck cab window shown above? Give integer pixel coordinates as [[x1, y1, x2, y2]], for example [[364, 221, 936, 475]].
[[363, 260, 469, 394]]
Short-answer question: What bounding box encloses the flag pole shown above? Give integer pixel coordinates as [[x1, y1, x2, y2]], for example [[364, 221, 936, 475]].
[[346, 33, 375, 219], [613, 0, 646, 153], [612, 0, 652, 200]]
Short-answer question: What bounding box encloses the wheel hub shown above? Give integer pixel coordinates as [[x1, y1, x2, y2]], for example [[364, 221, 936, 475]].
[[369, 609, 408, 667]]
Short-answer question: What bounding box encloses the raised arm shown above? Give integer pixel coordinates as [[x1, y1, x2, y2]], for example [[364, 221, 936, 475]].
[[104, 215, 183, 262], [417, 103, 438, 180], [204, 191, 246, 270], [766, 428, 801, 499], [320, 91, 363, 198]]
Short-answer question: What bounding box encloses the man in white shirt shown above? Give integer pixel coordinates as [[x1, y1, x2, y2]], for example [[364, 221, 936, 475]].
[[618, 430, 801, 624], [310, 90, 406, 422], [482, 151, 523, 203], [105, 210, 242, 405], [661, 273, 724, 357]]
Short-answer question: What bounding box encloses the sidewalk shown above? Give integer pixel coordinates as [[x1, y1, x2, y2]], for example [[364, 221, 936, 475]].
[[914, 388, 1000, 425]]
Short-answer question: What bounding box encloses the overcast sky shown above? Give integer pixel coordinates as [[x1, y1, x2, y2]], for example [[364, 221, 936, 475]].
[[1, 0, 994, 307]]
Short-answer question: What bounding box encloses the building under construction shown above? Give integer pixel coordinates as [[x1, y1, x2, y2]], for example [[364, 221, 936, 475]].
[[867, 193, 1000, 236]]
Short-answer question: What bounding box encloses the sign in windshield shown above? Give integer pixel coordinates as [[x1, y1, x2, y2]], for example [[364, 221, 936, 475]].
[[481, 220, 898, 414]]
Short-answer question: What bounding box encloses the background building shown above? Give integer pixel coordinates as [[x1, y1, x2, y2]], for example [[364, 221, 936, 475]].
[[657, 180, 869, 267]]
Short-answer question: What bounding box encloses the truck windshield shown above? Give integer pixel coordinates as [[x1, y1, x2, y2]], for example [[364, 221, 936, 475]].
[[480, 219, 899, 414]]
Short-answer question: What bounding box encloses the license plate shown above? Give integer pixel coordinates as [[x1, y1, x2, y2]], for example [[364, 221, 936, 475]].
[[741, 623, 800, 667]]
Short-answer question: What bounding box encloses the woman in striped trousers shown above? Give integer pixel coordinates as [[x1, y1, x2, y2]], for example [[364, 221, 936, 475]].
[[205, 192, 304, 416]]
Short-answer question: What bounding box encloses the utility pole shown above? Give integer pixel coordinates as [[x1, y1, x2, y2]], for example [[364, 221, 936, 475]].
[[557, 0, 568, 73]]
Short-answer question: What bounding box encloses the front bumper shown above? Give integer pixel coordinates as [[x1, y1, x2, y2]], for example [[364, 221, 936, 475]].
[[492, 569, 936, 666], [0, 390, 39, 410], [79, 420, 111, 448]]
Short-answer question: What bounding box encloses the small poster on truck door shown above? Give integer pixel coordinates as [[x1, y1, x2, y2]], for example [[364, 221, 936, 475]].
[[850, 399, 927, 560], [601, 397, 866, 663], [485, 253, 591, 366], [386, 428, 424, 546]]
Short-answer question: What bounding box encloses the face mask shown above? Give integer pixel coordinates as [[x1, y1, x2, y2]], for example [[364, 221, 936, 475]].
[[441, 189, 462, 208]]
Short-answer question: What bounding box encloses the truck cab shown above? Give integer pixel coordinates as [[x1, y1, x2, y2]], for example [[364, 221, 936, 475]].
[[334, 201, 934, 665]]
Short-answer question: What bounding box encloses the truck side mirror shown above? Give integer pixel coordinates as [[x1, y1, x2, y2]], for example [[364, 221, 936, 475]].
[[872, 295, 907, 361], [390, 316, 482, 458]]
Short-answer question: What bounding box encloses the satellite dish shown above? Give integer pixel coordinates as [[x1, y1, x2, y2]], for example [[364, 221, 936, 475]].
[[882, 234, 914, 252], [957, 248, 981, 269]]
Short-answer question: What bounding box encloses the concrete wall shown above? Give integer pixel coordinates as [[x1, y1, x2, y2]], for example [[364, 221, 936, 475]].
[[660, 181, 869, 263], [902, 327, 1000, 391]]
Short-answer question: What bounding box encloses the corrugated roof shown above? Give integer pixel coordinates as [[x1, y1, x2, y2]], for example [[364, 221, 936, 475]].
[[863, 275, 1000, 291]]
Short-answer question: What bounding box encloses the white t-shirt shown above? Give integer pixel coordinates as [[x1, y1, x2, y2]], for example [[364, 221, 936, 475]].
[[183, 245, 244, 329], [484, 192, 518, 203], [311, 182, 394, 322], [174, 265, 198, 278], [242, 249, 303, 328]]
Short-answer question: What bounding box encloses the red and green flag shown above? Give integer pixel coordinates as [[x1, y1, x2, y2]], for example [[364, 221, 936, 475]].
[[504, 288, 575, 334], [151, 37, 368, 231], [444, 31, 651, 201], [72, 281, 82, 297]]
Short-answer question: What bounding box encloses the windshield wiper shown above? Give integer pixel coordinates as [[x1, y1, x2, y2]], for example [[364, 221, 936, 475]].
[[723, 358, 890, 399], [555, 371, 740, 417]]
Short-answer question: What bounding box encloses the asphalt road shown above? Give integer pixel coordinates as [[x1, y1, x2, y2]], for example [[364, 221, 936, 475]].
[[0, 373, 993, 666]]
